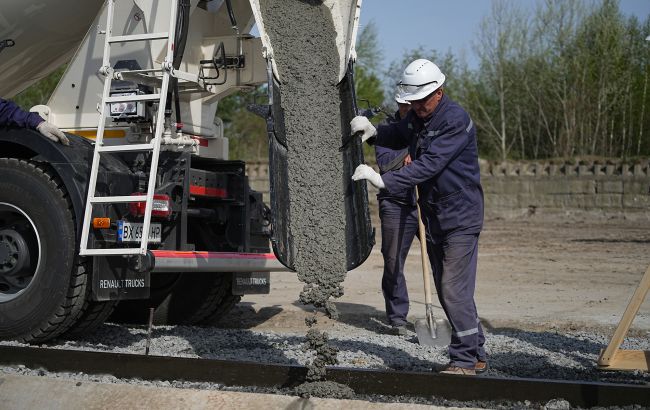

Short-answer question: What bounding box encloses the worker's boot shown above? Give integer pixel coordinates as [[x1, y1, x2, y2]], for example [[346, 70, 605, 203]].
[[391, 323, 408, 336], [475, 360, 488, 374], [439, 364, 476, 376]]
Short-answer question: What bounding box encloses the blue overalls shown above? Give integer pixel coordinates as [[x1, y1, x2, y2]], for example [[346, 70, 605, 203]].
[[375, 112, 418, 327], [374, 94, 487, 369], [0, 98, 44, 129]]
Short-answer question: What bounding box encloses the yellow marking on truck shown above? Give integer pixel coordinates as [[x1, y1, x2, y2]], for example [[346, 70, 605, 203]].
[[66, 130, 126, 139]]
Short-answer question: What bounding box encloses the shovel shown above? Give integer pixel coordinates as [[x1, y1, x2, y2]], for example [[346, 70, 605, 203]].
[[414, 187, 452, 347]]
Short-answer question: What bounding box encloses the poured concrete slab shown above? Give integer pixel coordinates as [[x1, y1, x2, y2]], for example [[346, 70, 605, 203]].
[[0, 374, 474, 410]]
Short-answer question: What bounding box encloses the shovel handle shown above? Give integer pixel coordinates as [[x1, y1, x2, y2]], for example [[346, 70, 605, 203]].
[[415, 187, 433, 305]]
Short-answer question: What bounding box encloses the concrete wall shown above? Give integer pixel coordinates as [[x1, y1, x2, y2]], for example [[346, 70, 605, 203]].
[[245, 160, 650, 219]]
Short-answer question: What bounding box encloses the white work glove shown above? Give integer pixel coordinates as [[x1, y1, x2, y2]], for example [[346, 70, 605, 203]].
[[350, 116, 377, 143], [36, 121, 70, 145], [352, 164, 385, 189]]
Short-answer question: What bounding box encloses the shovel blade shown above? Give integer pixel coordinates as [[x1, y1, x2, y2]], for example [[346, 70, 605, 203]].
[[415, 317, 452, 347]]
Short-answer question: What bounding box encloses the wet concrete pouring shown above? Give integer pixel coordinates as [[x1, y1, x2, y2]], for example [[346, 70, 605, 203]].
[[259, 0, 352, 399]]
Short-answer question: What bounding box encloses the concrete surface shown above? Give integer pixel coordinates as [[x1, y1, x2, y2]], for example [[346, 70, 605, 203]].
[[0, 374, 472, 410]]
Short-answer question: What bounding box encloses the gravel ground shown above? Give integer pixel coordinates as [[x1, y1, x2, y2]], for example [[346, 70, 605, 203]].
[[2, 218, 649, 408], [2, 320, 648, 408]]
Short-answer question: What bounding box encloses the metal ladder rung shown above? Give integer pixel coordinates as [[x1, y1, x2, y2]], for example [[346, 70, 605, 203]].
[[90, 195, 149, 204], [105, 94, 161, 103], [97, 143, 154, 153], [79, 248, 145, 256], [80, 0, 179, 257], [108, 32, 169, 43], [117, 69, 165, 74]]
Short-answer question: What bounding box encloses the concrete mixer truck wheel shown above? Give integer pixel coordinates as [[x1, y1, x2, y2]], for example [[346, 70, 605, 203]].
[[0, 158, 86, 343]]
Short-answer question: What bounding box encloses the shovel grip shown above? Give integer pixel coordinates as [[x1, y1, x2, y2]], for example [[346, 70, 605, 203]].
[[415, 187, 433, 305]]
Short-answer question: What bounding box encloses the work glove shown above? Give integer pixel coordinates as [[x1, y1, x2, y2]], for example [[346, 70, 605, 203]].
[[350, 116, 376, 143], [351, 164, 385, 189], [36, 121, 70, 146]]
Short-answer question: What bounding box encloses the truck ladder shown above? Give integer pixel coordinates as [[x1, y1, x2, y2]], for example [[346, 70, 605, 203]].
[[79, 0, 179, 257]]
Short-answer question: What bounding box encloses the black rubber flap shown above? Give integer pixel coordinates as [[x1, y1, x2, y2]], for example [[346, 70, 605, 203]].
[[339, 61, 375, 270], [266, 69, 293, 270], [265, 60, 374, 271]]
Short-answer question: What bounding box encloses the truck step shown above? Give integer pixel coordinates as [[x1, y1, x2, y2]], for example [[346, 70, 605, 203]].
[[108, 32, 169, 43], [90, 195, 149, 204], [79, 248, 145, 256], [97, 143, 154, 153]]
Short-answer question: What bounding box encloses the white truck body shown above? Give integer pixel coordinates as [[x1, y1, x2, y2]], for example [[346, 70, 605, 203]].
[[0, 0, 360, 159]]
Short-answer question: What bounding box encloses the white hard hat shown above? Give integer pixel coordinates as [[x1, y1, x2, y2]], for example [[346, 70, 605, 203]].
[[397, 59, 445, 101], [395, 93, 410, 105]]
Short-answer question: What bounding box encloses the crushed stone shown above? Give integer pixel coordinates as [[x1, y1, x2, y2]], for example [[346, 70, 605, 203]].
[[2, 323, 649, 407]]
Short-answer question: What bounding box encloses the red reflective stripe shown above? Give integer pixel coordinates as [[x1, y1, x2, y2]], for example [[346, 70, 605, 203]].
[[189, 185, 227, 198], [151, 251, 277, 260], [191, 136, 209, 147]]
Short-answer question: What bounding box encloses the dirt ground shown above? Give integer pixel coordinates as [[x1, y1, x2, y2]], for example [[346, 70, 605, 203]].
[[230, 214, 650, 336]]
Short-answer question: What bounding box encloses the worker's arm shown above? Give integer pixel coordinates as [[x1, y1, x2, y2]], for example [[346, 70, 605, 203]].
[[350, 115, 411, 150], [0, 98, 69, 145], [374, 119, 412, 150], [381, 115, 473, 193], [0, 98, 43, 129]]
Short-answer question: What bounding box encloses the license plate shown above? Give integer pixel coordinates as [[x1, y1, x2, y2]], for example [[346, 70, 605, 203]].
[[117, 221, 162, 243]]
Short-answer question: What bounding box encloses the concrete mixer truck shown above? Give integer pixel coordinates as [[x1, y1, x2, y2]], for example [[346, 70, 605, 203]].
[[0, 0, 372, 342]]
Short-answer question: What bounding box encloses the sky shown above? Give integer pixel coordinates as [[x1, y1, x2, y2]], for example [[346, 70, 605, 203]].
[[358, 0, 650, 72]]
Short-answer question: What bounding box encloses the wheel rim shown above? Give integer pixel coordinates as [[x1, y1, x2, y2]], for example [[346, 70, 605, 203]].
[[0, 202, 42, 303]]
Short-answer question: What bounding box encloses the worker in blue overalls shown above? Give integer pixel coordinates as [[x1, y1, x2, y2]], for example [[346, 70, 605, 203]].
[[0, 98, 69, 145], [375, 94, 418, 336], [351, 59, 487, 376]]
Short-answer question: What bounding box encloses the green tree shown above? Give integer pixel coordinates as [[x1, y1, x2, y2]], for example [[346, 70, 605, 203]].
[[217, 87, 269, 161], [471, 0, 529, 161], [355, 21, 385, 110], [12, 65, 67, 110]]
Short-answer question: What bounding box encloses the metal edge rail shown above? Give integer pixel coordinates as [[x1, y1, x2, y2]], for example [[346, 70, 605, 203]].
[[0, 346, 648, 407]]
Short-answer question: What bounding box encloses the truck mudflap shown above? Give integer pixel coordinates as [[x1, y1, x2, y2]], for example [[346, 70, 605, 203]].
[[263, 59, 374, 271]]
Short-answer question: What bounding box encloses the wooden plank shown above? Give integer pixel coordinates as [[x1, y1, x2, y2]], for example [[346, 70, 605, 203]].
[[597, 350, 650, 371], [597, 264, 650, 368]]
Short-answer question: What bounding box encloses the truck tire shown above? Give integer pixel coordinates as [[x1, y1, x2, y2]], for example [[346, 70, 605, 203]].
[[64, 299, 117, 337], [61, 262, 117, 338], [0, 158, 86, 342]]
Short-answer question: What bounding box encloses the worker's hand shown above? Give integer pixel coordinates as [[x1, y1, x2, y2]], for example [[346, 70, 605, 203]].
[[352, 164, 385, 189], [350, 116, 376, 143], [37, 121, 70, 146], [404, 154, 412, 166]]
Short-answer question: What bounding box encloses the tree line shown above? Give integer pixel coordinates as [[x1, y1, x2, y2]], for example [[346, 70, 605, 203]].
[[382, 0, 650, 161], [10, 0, 649, 162]]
